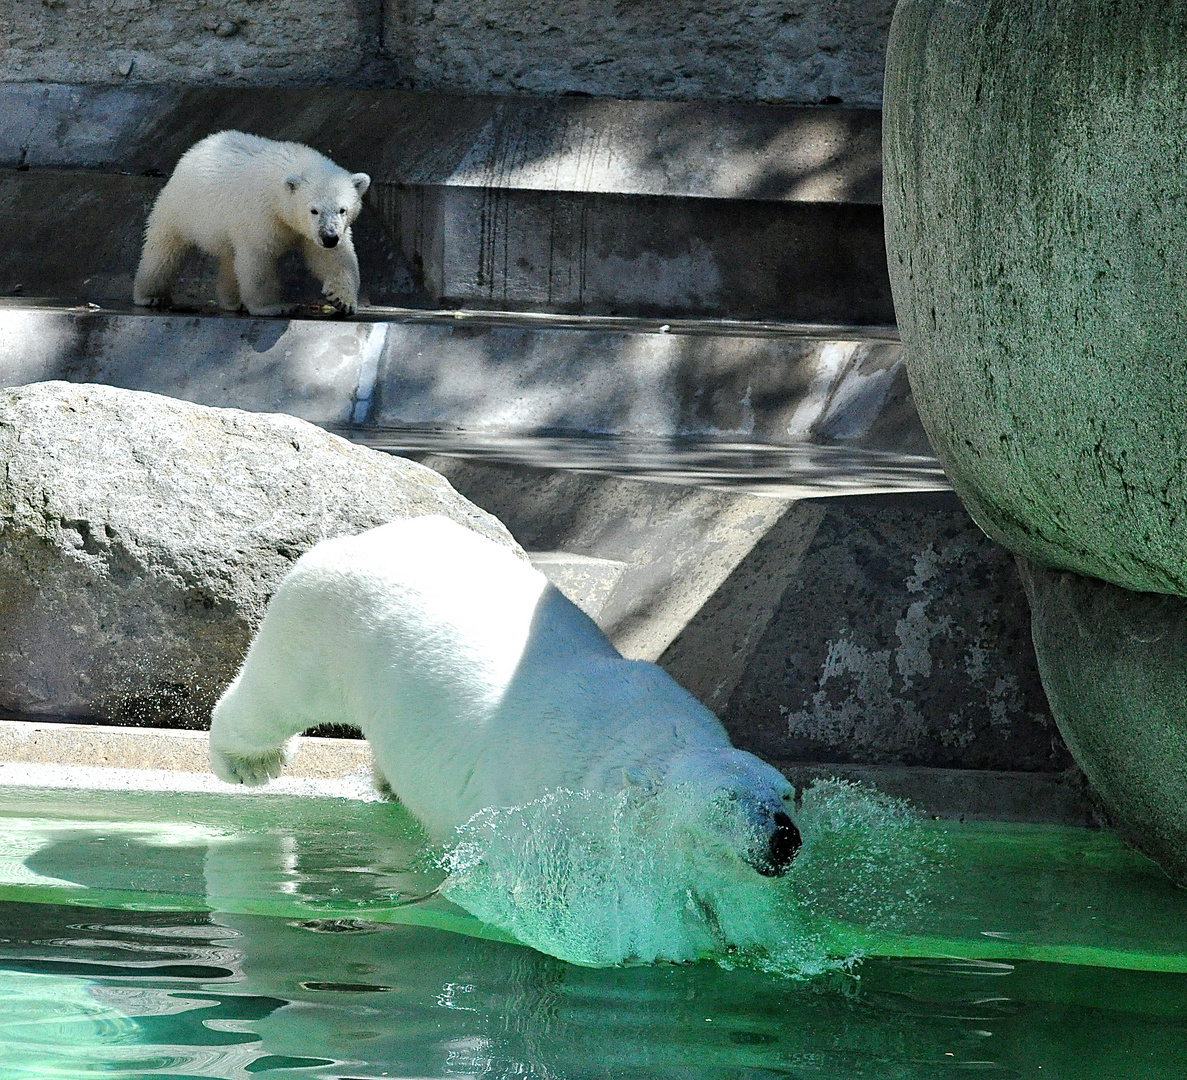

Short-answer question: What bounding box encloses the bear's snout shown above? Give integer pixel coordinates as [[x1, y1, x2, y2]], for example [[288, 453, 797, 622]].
[[320, 233, 340, 248], [757, 812, 802, 877]]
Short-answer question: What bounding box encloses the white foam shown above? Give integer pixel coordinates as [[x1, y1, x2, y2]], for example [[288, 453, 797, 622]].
[[441, 778, 939, 975]]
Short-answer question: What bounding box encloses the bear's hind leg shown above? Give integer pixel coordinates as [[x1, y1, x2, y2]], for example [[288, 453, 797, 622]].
[[133, 226, 188, 308], [216, 254, 242, 312], [234, 247, 295, 317]]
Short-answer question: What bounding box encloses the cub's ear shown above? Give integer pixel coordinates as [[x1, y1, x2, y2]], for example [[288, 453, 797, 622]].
[[284, 174, 304, 193], [351, 172, 371, 197]]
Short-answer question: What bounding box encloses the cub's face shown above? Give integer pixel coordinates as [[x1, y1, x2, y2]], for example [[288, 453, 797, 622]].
[[284, 171, 371, 248]]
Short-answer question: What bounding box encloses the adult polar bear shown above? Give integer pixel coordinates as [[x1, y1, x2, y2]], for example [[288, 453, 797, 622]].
[[134, 131, 370, 316], [210, 516, 802, 877]]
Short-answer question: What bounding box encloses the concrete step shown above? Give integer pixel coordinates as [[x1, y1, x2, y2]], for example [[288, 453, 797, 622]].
[[0, 300, 925, 455], [0, 84, 890, 321]]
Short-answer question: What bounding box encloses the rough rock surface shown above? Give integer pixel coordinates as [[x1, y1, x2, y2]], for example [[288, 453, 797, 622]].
[[1, 0, 387, 86], [2, 0, 894, 106], [1018, 557, 1187, 883], [0, 381, 519, 728], [717, 492, 1065, 772], [390, 0, 894, 105]]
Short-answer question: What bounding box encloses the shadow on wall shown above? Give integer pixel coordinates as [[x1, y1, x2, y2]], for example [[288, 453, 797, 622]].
[[0, 85, 889, 320]]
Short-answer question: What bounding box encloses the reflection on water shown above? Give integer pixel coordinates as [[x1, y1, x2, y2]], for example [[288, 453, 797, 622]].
[[7, 779, 939, 975], [334, 426, 950, 500], [3, 902, 1187, 1079], [5, 786, 1187, 1075]]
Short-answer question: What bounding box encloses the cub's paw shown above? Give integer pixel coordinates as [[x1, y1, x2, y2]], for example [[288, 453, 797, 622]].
[[133, 293, 170, 309], [322, 284, 357, 316], [210, 743, 292, 786]]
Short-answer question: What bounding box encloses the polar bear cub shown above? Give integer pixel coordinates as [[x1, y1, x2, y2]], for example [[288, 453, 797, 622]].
[[209, 516, 802, 877], [133, 130, 371, 316]]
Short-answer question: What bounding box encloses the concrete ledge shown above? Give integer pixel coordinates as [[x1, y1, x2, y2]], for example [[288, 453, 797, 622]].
[[1, 166, 892, 321], [0, 85, 889, 320], [0, 303, 933, 457], [0, 720, 1099, 825], [0, 719, 372, 780], [777, 763, 1103, 828], [0, 85, 882, 204]]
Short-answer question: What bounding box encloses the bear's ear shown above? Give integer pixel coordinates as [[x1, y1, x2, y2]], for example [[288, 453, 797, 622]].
[[284, 174, 304, 193], [621, 764, 662, 798], [351, 172, 371, 197]]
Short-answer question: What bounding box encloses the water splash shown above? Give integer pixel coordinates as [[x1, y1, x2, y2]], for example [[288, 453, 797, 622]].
[[441, 779, 942, 975]]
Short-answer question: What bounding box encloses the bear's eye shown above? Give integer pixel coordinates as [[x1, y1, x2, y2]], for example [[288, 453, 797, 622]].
[[339, 208, 346, 214], [310, 208, 319, 216]]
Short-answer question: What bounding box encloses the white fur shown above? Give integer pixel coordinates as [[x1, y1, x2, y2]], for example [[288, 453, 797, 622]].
[[133, 130, 371, 317], [209, 516, 799, 873]]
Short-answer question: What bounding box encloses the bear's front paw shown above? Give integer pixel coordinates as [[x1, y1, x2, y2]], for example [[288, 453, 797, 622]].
[[211, 743, 292, 786], [322, 284, 357, 316], [134, 293, 170, 309]]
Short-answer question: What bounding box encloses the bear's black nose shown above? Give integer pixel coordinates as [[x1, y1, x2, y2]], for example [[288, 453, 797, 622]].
[[321, 234, 339, 248], [762, 812, 802, 876]]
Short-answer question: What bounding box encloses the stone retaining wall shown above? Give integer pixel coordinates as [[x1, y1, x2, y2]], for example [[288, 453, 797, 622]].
[[2, 0, 894, 106]]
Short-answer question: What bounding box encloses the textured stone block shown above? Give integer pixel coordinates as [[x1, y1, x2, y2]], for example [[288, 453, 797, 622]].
[[384, 0, 894, 105], [0, 381, 516, 727], [0, 0, 385, 86], [703, 493, 1066, 772]]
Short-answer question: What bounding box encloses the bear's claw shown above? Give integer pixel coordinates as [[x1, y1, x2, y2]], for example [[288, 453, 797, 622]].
[[211, 745, 290, 786], [322, 286, 357, 316]]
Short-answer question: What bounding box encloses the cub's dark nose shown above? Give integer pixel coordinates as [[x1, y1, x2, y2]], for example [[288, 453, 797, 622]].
[[321, 234, 339, 248], [760, 812, 802, 876]]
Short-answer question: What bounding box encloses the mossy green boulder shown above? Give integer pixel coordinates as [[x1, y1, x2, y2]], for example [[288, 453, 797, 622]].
[[884, 0, 1187, 881], [1018, 559, 1187, 881], [884, 0, 1187, 596]]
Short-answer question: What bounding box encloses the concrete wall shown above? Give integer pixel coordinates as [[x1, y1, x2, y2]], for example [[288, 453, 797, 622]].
[[385, 0, 894, 105], [1, 0, 894, 105], [1, 0, 387, 86]]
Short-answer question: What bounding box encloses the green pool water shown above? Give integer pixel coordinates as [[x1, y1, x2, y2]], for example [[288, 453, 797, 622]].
[[1, 785, 1186, 1078]]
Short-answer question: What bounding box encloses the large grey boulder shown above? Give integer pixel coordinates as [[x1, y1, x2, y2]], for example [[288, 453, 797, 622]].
[[0, 381, 519, 728]]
